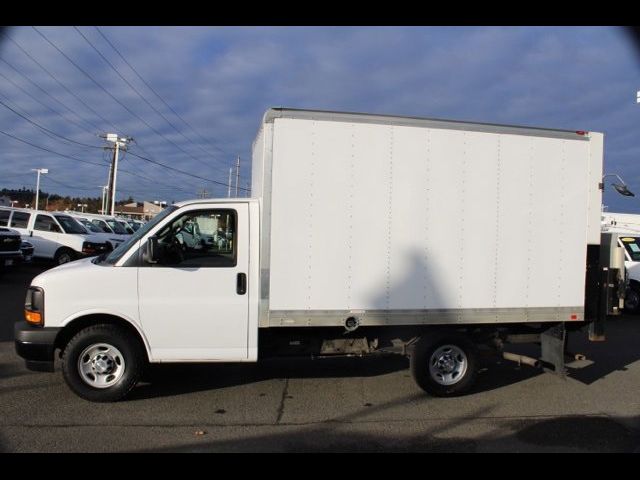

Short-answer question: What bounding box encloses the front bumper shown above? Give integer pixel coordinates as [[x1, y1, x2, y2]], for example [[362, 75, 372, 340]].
[[14, 321, 60, 372], [0, 252, 24, 267]]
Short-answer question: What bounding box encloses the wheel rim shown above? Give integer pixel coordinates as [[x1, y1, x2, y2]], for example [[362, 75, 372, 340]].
[[58, 253, 72, 264], [77, 343, 126, 389], [429, 344, 468, 386]]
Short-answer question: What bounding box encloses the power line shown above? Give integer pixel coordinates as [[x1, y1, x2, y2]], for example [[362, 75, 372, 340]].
[[94, 26, 234, 157], [74, 26, 225, 165], [0, 57, 104, 136], [0, 97, 104, 150], [0, 70, 101, 139], [34, 26, 230, 178], [126, 149, 250, 192], [0, 129, 110, 168], [1, 30, 117, 132], [2, 30, 165, 167]]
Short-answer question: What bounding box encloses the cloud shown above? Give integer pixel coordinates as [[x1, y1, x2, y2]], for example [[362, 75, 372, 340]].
[[1, 26, 640, 210]]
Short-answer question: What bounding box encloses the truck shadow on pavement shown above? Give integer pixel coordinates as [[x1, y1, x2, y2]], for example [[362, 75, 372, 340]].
[[564, 317, 640, 385], [129, 398, 638, 453], [128, 354, 541, 401]]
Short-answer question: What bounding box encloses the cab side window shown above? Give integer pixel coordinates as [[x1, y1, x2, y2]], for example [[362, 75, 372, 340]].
[[10, 212, 31, 229], [0, 210, 9, 227], [34, 215, 61, 232], [152, 209, 237, 268]]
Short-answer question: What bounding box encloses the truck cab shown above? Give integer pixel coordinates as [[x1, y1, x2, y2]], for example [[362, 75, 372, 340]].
[[15, 199, 259, 401]]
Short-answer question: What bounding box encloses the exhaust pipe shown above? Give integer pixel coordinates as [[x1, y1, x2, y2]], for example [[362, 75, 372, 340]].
[[502, 352, 541, 369]]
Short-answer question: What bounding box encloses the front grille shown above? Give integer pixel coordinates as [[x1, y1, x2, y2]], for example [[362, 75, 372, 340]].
[[0, 236, 21, 252]]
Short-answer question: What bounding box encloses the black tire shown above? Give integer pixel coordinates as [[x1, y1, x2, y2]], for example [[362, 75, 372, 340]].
[[410, 333, 478, 397], [61, 324, 145, 402], [624, 284, 640, 314], [54, 248, 75, 265]]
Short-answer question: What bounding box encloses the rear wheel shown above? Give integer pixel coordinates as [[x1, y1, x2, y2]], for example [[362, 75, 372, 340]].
[[410, 333, 478, 397], [61, 324, 144, 402]]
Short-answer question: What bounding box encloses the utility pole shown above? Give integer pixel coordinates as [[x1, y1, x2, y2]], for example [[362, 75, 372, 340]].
[[197, 189, 209, 199], [102, 134, 131, 217], [227, 168, 232, 198], [31, 168, 48, 210], [234, 156, 240, 197]]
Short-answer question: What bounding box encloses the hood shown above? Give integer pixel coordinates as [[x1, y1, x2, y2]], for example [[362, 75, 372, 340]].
[[31, 256, 96, 288], [626, 261, 640, 282], [83, 233, 112, 244], [86, 232, 125, 243], [0, 227, 20, 237]]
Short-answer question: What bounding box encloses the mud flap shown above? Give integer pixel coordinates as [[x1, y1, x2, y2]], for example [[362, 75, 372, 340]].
[[540, 322, 566, 376]]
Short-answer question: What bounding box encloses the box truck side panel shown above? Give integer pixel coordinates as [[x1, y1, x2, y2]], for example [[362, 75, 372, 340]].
[[266, 114, 595, 326], [493, 135, 533, 308], [345, 123, 398, 309], [385, 125, 441, 310], [450, 130, 500, 310]]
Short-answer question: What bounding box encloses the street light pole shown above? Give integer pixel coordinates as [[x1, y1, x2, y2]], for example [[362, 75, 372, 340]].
[[100, 186, 108, 215], [31, 168, 48, 210]]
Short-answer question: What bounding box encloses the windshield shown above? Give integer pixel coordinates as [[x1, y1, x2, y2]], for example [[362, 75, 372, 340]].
[[106, 219, 128, 235], [620, 237, 640, 262], [102, 205, 178, 265], [78, 218, 104, 233], [119, 221, 134, 234], [54, 215, 88, 234]]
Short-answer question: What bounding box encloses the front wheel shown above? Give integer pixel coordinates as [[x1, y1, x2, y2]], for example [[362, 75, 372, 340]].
[[624, 284, 640, 314], [61, 324, 145, 402], [54, 248, 75, 265], [410, 333, 478, 397]]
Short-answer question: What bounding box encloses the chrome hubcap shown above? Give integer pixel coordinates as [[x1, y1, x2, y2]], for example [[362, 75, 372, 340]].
[[78, 343, 125, 388], [429, 344, 467, 386]]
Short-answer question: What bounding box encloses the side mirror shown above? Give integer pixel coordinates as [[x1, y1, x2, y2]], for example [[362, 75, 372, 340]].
[[144, 236, 160, 264]]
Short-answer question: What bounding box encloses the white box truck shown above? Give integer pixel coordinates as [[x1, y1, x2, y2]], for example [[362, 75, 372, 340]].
[[15, 108, 625, 402]]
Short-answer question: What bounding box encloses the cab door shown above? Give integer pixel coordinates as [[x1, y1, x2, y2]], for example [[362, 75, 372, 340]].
[[31, 214, 65, 258], [137, 204, 250, 361]]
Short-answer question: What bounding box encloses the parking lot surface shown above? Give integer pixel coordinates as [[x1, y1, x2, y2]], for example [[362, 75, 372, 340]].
[[1, 263, 639, 452]]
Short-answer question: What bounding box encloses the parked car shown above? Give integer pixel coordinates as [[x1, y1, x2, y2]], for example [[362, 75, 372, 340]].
[[77, 213, 133, 237], [0, 207, 110, 265], [64, 213, 127, 251], [0, 226, 23, 272]]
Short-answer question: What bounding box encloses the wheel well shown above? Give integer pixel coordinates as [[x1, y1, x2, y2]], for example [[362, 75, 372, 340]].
[[54, 314, 149, 362], [54, 246, 75, 259], [629, 279, 640, 290]]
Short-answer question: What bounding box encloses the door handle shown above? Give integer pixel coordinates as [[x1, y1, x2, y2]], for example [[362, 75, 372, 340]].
[[236, 272, 247, 295]]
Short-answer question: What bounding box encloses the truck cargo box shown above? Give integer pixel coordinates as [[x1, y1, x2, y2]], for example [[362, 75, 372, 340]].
[[252, 109, 603, 328]]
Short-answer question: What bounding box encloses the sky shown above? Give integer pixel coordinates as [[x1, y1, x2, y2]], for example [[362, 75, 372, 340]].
[[0, 26, 639, 212]]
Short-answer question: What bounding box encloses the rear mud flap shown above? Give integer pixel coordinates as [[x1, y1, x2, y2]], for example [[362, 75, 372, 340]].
[[540, 323, 566, 376]]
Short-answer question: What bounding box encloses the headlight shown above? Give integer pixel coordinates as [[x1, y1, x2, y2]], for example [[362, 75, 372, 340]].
[[24, 286, 44, 326]]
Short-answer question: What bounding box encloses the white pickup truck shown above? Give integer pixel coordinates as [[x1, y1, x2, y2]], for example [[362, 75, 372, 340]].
[[0, 207, 111, 265], [601, 212, 640, 312], [14, 108, 624, 402]]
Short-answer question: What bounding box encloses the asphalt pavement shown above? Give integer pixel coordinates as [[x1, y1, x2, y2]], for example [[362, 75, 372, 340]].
[[1, 262, 639, 452]]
